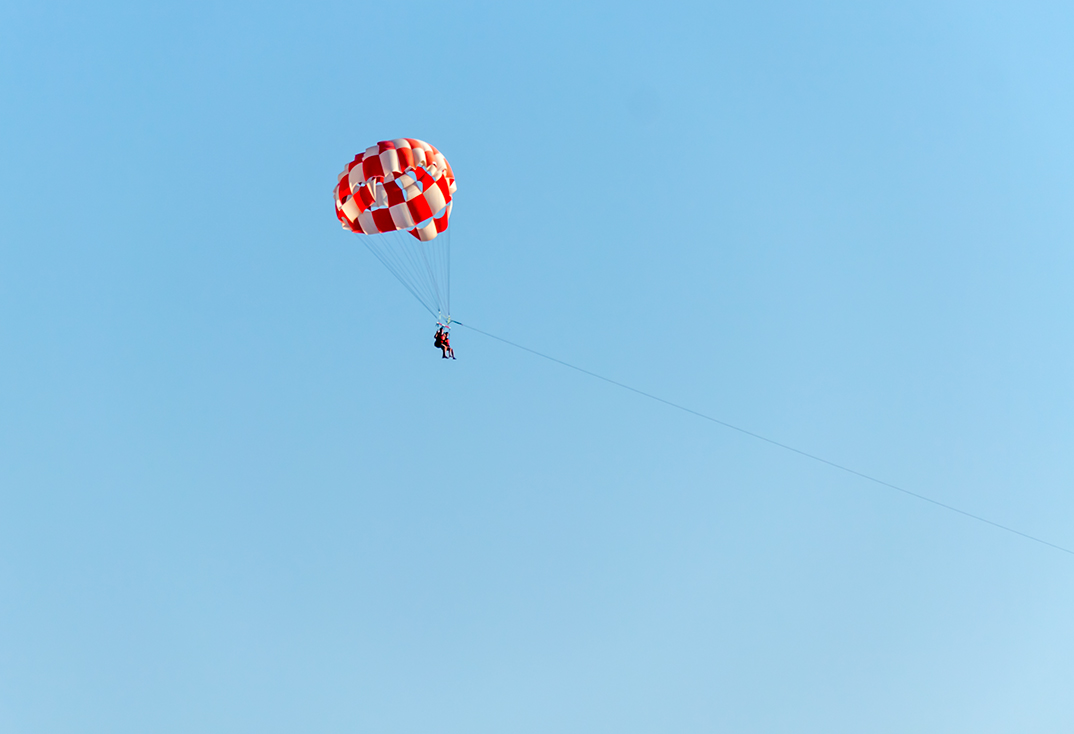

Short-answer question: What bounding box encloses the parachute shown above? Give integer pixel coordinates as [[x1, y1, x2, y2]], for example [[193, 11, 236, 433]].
[[333, 138, 456, 325]]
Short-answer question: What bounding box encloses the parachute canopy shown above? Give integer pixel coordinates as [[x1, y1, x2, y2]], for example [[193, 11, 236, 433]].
[[333, 139, 456, 322], [334, 138, 456, 242]]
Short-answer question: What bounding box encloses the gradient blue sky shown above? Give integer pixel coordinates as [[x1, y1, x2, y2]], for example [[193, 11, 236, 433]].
[[2, 1, 1073, 732]]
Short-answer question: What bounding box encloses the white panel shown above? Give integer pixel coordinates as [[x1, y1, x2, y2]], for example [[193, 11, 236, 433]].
[[415, 220, 437, 241], [380, 149, 400, 175], [357, 210, 377, 235], [389, 202, 415, 229], [423, 183, 446, 216], [341, 197, 360, 221]]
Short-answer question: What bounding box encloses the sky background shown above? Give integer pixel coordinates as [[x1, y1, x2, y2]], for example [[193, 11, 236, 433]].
[[2, 1, 1073, 732]]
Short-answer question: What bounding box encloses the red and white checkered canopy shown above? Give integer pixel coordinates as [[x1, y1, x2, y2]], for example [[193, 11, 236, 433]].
[[333, 139, 456, 242]]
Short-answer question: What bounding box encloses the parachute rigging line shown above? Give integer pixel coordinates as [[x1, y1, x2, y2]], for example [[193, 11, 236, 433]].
[[454, 321, 1074, 559], [361, 237, 436, 319]]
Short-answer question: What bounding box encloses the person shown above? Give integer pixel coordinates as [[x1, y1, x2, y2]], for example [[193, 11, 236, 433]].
[[440, 328, 455, 359], [434, 326, 454, 359]]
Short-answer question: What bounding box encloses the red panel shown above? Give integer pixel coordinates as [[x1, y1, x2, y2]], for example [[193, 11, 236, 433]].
[[407, 195, 433, 223], [357, 184, 375, 210], [436, 176, 451, 199], [385, 181, 405, 206], [396, 147, 415, 170], [362, 155, 384, 179], [371, 208, 396, 233]]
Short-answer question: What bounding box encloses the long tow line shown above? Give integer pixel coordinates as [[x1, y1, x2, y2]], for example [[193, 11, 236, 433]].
[[453, 320, 1074, 558]]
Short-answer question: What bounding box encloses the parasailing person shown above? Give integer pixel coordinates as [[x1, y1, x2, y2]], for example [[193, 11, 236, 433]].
[[332, 138, 457, 359]]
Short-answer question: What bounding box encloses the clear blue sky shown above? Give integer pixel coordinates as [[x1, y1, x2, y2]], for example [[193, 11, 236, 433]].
[[2, 1, 1073, 732]]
